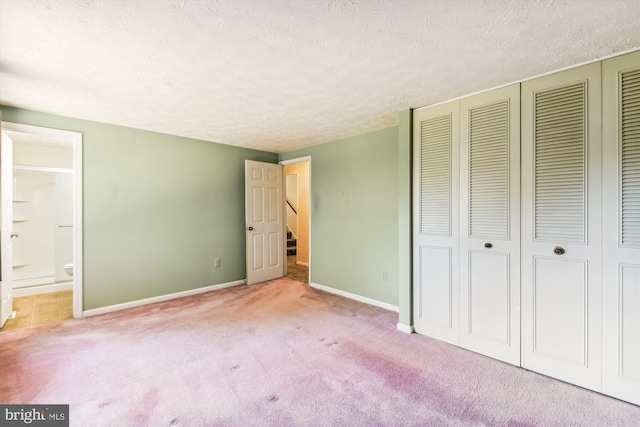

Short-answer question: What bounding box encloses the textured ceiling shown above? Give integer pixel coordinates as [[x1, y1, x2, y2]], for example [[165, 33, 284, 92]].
[[1, 0, 639, 153]]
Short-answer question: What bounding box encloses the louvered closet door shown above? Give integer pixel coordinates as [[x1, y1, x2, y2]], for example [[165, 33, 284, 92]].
[[602, 51, 640, 405], [459, 85, 520, 366], [521, 62, 602, 391], [413, 100, 460, 344]]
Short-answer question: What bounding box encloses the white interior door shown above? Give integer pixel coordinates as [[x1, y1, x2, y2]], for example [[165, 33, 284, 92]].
[[521, 62, 602, 391], [0, 126, 14, 327], [413, 100, 460, 345], [602, 51, 640, 405], [459, 84, 521, 366], [245, 160, 284, 285]]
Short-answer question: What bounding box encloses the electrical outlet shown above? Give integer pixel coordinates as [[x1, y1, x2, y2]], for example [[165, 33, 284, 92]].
[[214, 258, 222, 268], [382, 271, 388, 281]]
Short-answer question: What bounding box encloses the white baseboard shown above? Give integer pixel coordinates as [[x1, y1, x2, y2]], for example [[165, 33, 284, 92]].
[[296, 261, 309, 267], [310, 282, 399, 312], [83, 279, 246, 317], [13, 281, 73, 297], [396, 323, 414, 334]]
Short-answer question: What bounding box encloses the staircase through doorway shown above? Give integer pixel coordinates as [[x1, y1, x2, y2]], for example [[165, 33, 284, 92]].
[[286, 230, 308, 284]]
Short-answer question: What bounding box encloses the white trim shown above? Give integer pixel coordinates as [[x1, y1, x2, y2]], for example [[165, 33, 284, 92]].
[[1, 122, 84, 319], [83, 279, 246, 317], [72, 126, 83, 319], [280, 156, 311, 283], [296, 261, 309, 267], [280, 156, 311, 165], [13, 281, 73, 297], [396, 323, 414, 334], [310, 282, 399, 312]]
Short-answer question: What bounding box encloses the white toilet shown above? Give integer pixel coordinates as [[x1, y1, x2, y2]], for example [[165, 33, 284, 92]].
[[64, 263, 74, 276]]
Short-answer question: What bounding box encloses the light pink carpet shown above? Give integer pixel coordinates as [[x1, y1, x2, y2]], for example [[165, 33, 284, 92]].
[[1, 278, 639, 426]]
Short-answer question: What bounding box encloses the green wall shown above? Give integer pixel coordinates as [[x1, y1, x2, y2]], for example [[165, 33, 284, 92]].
[[1, 106, 277, 310], [397, 110, 413, 328], [280, 126, 399, 306]]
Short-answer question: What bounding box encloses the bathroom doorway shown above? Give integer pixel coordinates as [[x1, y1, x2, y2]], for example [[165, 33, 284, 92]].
[[0, 122, 83, 325], [281, 157, 310, 284]]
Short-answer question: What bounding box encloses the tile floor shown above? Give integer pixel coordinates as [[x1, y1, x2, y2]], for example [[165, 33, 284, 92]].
[[0, 290, 73, 331]]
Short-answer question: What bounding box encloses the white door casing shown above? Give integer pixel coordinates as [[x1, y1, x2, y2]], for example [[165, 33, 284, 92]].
[[1, 122, 83, 318], [412, 100, 461, 344], [602, 51, 640, 405], [0, 126, 14, 327], [521, 62, 603, 391], [245, 160, 284, 285], [459, 84, 521, 366]]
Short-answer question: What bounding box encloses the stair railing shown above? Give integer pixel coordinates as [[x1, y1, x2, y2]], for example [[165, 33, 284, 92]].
[[286, 199, 297, 215]]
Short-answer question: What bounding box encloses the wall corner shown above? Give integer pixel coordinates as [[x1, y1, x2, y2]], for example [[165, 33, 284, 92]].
[[397, 109, 413, 328]]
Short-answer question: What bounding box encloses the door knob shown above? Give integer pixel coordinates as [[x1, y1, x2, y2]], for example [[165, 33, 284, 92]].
[[248, 227, 254, 231], [484, 242, 492, 249], [553, 246, 565, 255], [10, 233, 18, 238]]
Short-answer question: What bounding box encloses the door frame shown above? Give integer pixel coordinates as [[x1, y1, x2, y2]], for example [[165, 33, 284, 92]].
[[279, 156, 311, 283], [1, 122, 83, 319]]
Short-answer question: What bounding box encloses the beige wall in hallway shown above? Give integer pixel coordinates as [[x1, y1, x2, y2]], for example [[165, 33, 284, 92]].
[[285, 162, 309, 265]]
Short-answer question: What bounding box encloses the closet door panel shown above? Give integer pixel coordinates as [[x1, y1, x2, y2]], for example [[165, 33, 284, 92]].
[[533, 258, 587, 363], [467, 251, 510, 342], [418, 246, 453, 327], [413, 101, 460, 344], [521, 62, 602, 391], [459, 84, 520, 365], [602, 51, 640, 405]]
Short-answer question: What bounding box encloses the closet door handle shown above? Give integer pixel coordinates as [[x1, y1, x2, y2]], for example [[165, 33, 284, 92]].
[[248, 227, 254, 231], [553, 246, 565, 255], [484, 242, 492, 249]]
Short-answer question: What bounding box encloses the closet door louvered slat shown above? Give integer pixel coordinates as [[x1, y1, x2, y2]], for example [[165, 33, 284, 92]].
[[534, 82, 586, 243], [420, 116, 452, 235], [459, 85, 521, 366], [603, 51, 640, 406], [413, 101, 460, 345], [521, 62, 602, 391]]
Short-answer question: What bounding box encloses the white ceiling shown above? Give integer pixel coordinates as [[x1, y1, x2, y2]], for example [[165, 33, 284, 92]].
[[1, 0, 639, 153]]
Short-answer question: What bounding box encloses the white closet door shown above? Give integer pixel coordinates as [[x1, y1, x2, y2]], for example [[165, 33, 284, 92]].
[[413, 100, 460, 344], [459, 84, 521, 365], [521, 62, 602, 391], [602, 51, 640, 405]]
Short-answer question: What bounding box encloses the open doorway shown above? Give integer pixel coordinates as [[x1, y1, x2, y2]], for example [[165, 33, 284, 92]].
[[0, 122, 83, 330], [281, 157, 310, 284]]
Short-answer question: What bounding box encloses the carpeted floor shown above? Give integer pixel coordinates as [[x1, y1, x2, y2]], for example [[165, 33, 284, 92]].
[[1, 278, 638, 426]]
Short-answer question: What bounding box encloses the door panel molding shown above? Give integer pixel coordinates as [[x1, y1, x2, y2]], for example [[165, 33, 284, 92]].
[[412, 100, 460, 344], [521, 61, 602, 391], [245, 160, 284, 285], [602, 50, 640, 405], [459, 84, 521, 366]]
